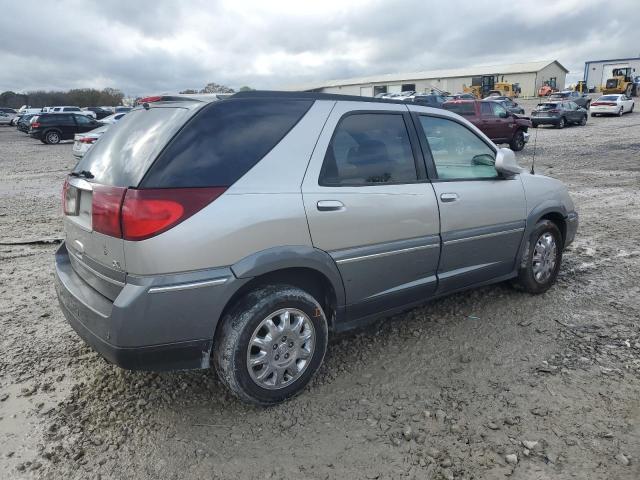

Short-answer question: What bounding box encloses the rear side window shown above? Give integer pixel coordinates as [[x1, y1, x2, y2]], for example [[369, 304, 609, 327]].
[[142, 99, 313, 188], [319, 113, 417, 186], [443, 102, 475, 116]]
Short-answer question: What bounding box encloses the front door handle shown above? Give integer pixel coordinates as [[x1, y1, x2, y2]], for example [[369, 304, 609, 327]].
[[440, 193, 459, 203], [317, 200, 345, 212]]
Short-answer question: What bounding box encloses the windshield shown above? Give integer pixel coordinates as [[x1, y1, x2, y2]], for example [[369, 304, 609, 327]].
[[536, 103, 559, 111]]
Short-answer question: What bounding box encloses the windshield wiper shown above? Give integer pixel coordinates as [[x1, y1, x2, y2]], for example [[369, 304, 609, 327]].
[[70, 170, 94, 179]]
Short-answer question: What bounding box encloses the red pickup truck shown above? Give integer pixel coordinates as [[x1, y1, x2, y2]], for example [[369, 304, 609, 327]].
[[442, 100, 531, 151]]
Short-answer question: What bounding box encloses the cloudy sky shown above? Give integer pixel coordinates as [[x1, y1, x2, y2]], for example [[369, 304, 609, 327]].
[[0, 0, 636, 95]]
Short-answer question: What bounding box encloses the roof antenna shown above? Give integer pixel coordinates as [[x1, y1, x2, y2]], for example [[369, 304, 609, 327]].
[[530, 126, 538, 175]]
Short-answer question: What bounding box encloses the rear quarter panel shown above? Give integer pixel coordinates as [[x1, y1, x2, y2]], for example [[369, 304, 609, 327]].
[[123, 100, 336, 275]]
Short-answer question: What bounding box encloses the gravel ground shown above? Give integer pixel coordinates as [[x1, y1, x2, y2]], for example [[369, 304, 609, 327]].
[[1, 100, 639, 480]]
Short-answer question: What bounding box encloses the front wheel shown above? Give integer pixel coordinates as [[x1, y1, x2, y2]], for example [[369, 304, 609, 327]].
[[509, 130, 526, 151], [214, 285, 328, 406], [515, 220, 563, 294]]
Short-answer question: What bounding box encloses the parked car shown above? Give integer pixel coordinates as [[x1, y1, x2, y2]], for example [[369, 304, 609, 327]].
[[442, 99, 531, 151], [29, 113, 101, 144], [409, 94, 447, 108], [72, 125, 110, 159], [54, 92, 578, 405], [0, 111, 13, 125], [98, 112, 127, 124], [483, 97, 525, 115], [49, 106, 96, 118], [16, 114, 36, 133], [548, 91, 591, 109], [590, 94, 635, 117], [530, 101, 588, 128], [83, 107, 112, 120]]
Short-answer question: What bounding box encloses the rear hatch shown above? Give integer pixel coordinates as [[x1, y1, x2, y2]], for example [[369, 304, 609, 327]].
[[63, 104, 201, 300]]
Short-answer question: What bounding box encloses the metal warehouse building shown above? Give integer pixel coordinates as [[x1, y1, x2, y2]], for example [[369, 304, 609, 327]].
[[584, 57, 640, 90], [293, 60, 568, 98]]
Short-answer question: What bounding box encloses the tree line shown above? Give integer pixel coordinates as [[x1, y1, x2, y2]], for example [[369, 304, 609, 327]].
[[0, 88, 125, 109]]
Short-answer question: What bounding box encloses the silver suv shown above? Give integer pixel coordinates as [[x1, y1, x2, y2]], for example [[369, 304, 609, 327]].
[[55, 92, 578, 405]]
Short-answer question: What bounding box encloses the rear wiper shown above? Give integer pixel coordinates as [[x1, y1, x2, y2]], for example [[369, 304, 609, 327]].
[[70, 170, 94, 179]]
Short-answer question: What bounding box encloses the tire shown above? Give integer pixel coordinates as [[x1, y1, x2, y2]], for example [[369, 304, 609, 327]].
[[515, 220, 563, 294], [509, 130, 526, 151], [631, 103, 635, 113], [591, 113, 597, 117], [44, 130, 61, 144], [579, 115, 587, 126], [617, 107, 623, 117], [556, 117, 565, 129], [214, 284, 329, 406]]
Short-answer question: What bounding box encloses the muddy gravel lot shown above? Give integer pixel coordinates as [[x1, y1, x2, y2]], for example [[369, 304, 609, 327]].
[[1, 99, 639, 480]]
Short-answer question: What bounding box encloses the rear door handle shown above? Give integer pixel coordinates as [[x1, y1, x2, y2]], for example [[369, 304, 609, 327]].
[[440, 193, 459, 203], [317, 200, 345, 212]]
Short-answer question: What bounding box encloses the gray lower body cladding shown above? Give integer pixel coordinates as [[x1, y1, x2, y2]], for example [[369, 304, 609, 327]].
[[54, 242, 249, 371]]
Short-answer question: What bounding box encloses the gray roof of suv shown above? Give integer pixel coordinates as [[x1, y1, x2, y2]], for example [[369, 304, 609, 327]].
[[230, 90, 409, 105]]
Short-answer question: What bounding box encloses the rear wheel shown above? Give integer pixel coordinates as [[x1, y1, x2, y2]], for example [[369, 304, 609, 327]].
[[515, 220, 563, 294], [214, 285, 328, 406], [579, 115, 587, 126], [44, 130, 60, 144], [631, 103, 635, 113], [509, 130, 526, 151], [556, 117, 566, 129], [617, 107, 624, 117]]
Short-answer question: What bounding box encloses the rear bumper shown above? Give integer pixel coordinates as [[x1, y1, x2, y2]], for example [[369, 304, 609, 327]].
[[590, 106, 619, 114], [531, 116, 561, 126], [54, 242, 243, 371], [564, 211, 578, 248]]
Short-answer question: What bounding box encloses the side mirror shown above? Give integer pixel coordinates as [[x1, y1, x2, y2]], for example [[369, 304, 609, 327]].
[[495, 148, 525, 177], [499, 111, 509, 118]]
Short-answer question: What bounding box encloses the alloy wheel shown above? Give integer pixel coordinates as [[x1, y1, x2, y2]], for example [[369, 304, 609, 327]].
[[532, 232, 557, 284], [247, 308, 315, 390]]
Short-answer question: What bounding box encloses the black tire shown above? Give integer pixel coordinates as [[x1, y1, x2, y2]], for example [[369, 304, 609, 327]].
[[556, 117, 565, 129], [44, 130, 61, 144], [509, 130, 526, 151], [617, 107, 624, 117], [631, 103, 635, 113], [579, 115, 587, 126], [515, 220, 563, 294], [214, 284, 329, 406]]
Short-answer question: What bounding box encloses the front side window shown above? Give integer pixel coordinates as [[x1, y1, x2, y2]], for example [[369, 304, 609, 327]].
[[74, 114, 92, 124], [419, 115, 497, 180], [320, 113, 417, 186], [491, 103, 508, 117]]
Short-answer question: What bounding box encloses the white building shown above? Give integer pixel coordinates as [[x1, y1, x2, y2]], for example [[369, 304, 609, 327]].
[[292, 60, 568, 98], [583, 57, 640, 90]]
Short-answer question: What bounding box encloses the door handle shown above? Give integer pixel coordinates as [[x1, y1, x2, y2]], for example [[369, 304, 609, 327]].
[[317, 200, 345, 212], [440, 193, 459, 203]]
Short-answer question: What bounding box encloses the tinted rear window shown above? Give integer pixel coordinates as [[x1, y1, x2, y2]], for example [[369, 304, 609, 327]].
[[598, 95, 619, 101], [536, 103, 559, 111], [73, 106, 195, 187], [442, 102, 475, 116], [141, 98, 313, 188]]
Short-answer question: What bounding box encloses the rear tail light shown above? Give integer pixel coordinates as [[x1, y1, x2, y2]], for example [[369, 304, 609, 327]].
[[138, 96, 162, 104], [121, 188, 226, 241], [79, 137, 97, 144], [92, 185, 127, 237], [31, 122, 40, 128], [592, 102, 616, 106]]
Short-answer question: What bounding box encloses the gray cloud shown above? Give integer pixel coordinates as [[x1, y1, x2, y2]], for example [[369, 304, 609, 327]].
[[0, 0, 636, 96]]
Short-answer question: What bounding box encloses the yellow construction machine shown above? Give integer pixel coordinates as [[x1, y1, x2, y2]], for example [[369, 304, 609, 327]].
[[602, 67, 637, 97], [462, 75, 521, 98]]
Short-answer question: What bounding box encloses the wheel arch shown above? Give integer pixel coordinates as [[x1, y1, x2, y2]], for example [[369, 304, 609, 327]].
[[214, 246, 346, 342]]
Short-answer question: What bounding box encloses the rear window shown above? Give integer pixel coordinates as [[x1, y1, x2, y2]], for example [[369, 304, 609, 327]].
[[141, 98, 313, 188], [442, 102, 475, 116], [598, 95, 619, 101], [536, 103, 559, 111], [73, 106, 195, 187]]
